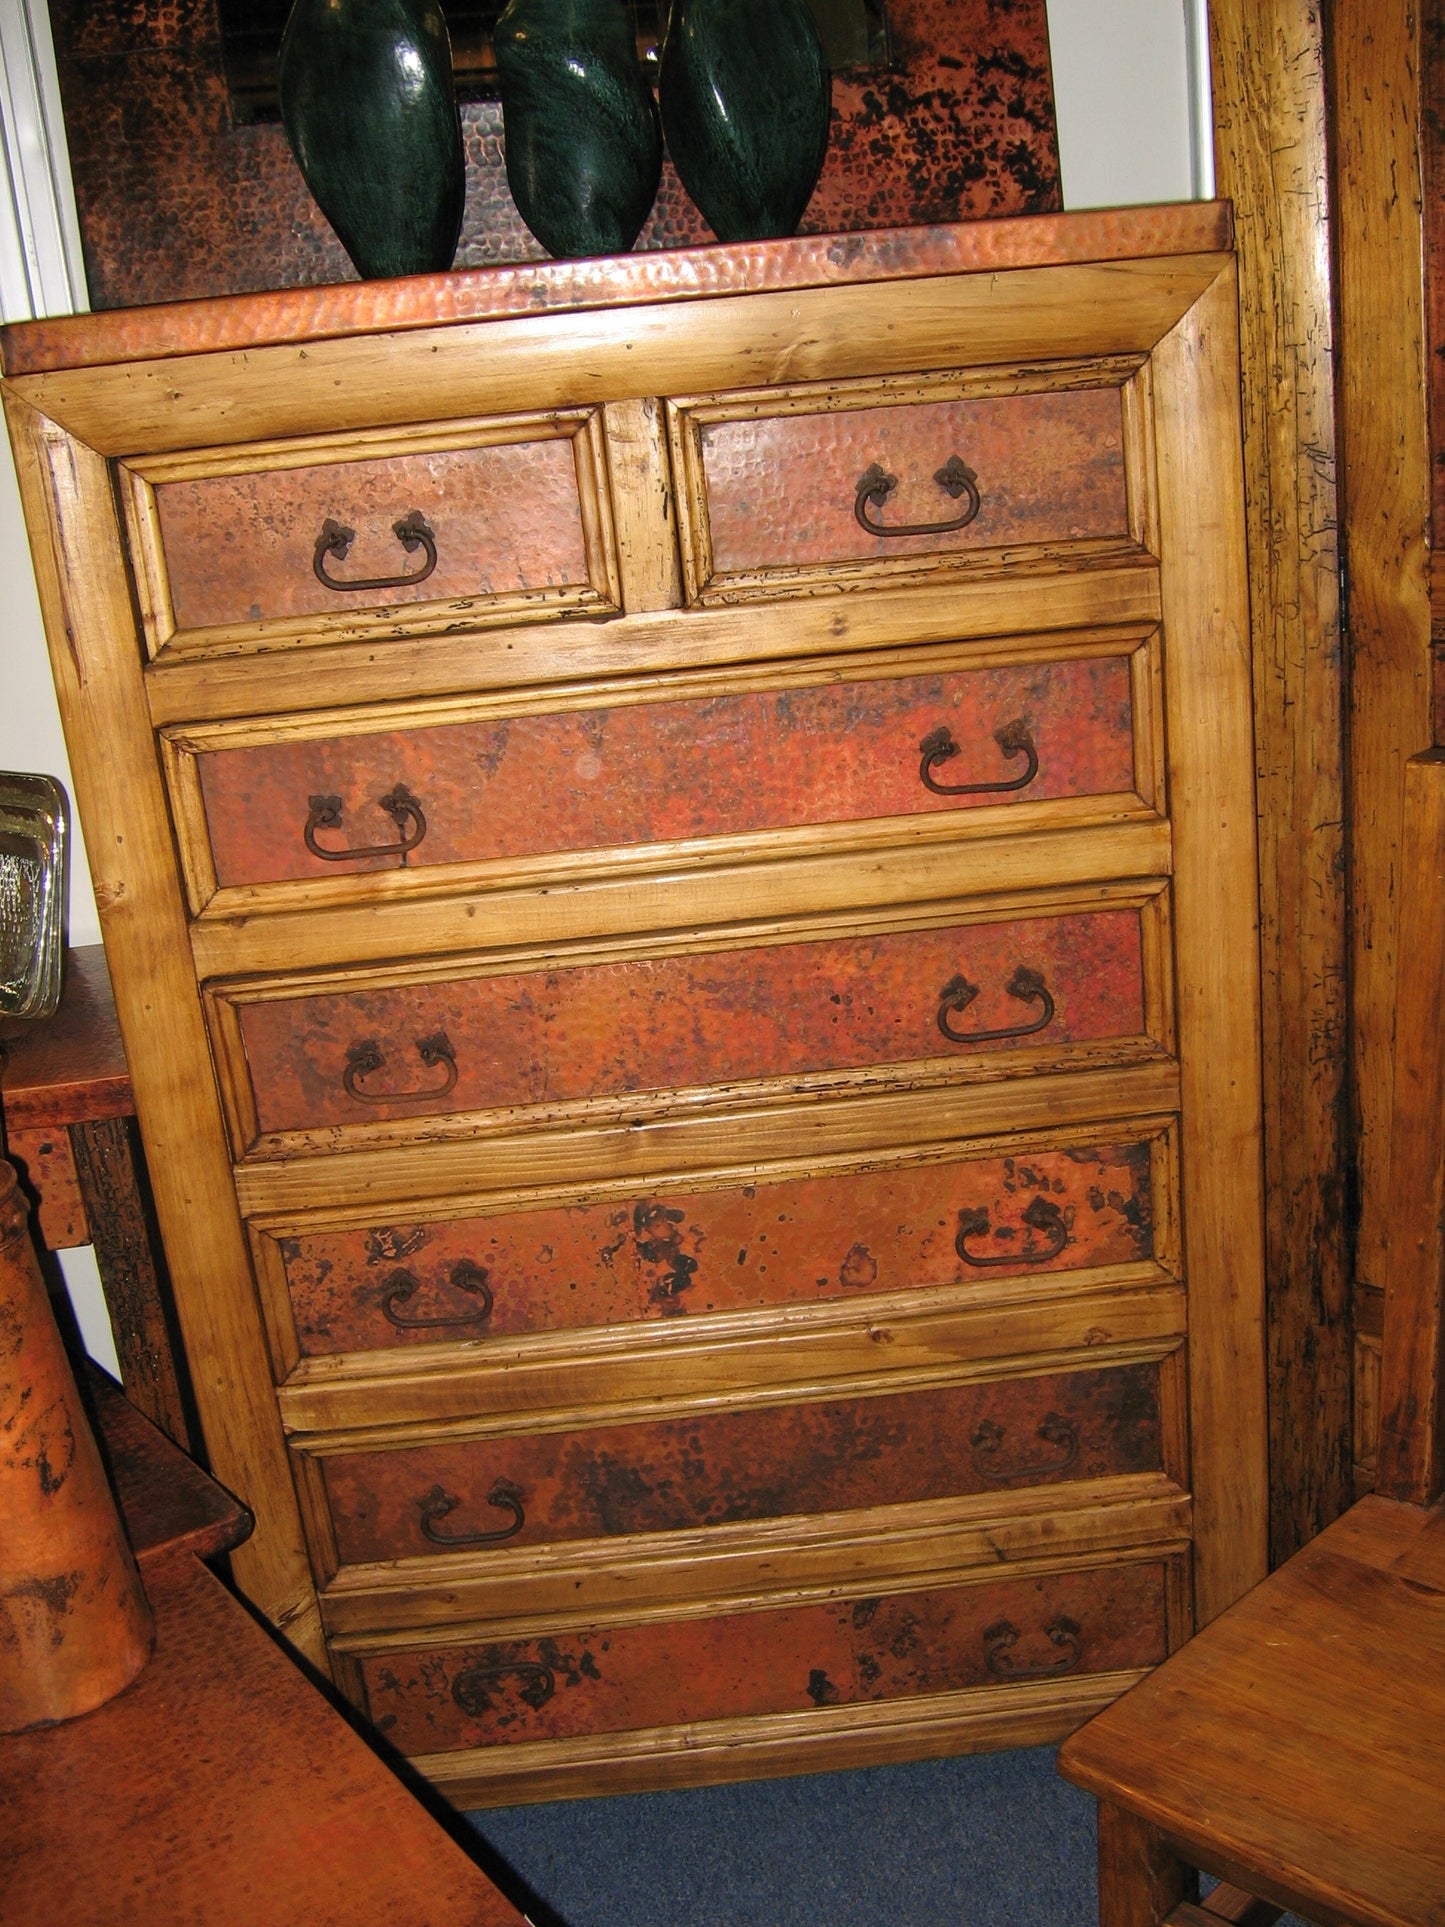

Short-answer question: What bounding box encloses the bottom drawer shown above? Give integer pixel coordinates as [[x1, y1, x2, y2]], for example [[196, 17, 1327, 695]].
[[356, 1560, 1168, 1757]]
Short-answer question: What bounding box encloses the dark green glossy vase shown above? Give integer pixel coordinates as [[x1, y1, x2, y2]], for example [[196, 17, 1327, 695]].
[[659, 0, 830, 243], [279, 0, 465, 280], [494, 0, 662, 258]]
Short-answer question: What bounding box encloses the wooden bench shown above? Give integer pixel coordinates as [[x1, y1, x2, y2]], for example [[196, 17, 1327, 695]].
[[1058, 748, 1445, 1927], [1058, 1495, 1445, 1925]]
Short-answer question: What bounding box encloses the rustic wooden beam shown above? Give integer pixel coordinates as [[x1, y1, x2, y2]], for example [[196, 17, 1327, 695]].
[[1331, 5, 1434, 1482], [1377, 749, 1445, 1502], [1208, 0, 1353, 1560]]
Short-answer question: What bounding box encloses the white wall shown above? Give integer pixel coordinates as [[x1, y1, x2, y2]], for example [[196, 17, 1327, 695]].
[[1048, 0, 1213, 208], [0, 0, 92, 937], [0, 0, 113, 1371], [0, 0, 1213, 1380]]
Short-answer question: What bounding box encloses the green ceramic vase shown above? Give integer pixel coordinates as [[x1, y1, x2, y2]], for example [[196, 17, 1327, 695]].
[[279, 0, 465, 281], [494, 0, 662, 259], [659, 0, 830, 243]]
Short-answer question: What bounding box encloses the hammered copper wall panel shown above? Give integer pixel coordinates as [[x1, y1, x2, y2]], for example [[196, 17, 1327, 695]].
[[49, 0, 1061, 309], [196, 652, 1137, 887], [361, 1561, 1167, 1750], [275, 1135, 1158, 1353], [320, 1362, 1165, 1563], [234, 907, 1150, 1137]]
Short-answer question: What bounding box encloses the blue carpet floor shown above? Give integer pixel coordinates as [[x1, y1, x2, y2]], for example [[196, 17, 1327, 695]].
[[465, 1748, 1318, 1926]]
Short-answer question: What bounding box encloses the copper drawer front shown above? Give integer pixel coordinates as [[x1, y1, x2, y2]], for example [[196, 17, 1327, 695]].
[[125, 416, 613, 647], [673, 378, 1134, 600], [321, 1363, 1163, 1565], [231, 907, 1150, 1140], [360, 1563, 1168, 1752], [187, 652, 1137, 891], [272, 1137, 1157, 1356]]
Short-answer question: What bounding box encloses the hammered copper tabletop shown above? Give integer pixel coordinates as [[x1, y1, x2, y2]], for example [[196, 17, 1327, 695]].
[[0, 1373, 530, 1927]]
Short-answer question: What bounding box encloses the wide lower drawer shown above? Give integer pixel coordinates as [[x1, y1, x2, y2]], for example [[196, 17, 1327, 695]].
[[314, 1362, 1164, 1568], [163, 636, 1149, 911], [255, 1128, 1165, 1361], [668, 361, 1146, 605], [354, 1561, 1169, 1755], [211, 891, 1165, 1155], [118, 412, 619, 658]]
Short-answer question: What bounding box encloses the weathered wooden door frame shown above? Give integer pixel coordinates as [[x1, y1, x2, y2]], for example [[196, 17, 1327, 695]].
[[1207, 0, 1354, 1560], [1327, 5, 1435, 1516]]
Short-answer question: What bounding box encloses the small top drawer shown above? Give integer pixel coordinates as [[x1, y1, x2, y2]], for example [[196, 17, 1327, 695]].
[[119, 412, 620, 660], [668, 359, 1148, 605]]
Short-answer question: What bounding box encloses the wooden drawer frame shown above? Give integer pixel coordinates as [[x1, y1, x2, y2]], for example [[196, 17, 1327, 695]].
[[159, 624, 1166, 924], [203, 878, 1177, 1166], [412, 1665, 1164, 1808], [118, 409, 623, 663], [667, 355, 1158, 606], [247, 1112, 1185, 1393], [309, 1359, 1177, 1571], [328, 1538, 1194, 1806], [290, 1347, 1192, 1605]]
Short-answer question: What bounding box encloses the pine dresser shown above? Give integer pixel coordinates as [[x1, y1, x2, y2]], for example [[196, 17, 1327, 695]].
[[0, 204, 1267, 1806]]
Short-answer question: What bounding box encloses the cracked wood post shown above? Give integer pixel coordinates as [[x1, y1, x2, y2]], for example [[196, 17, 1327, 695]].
[[1209, 0, 1353, 1559]]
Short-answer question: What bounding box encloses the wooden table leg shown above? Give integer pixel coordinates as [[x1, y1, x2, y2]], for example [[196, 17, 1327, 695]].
[[68, 1116, 194, 1453], [1189, 1887, 1283, 1927], [1097, 1802, 1196, 1927]]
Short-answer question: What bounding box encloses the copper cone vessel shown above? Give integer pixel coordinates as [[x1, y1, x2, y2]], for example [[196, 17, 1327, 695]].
[[0, 1156, 153, 1729]]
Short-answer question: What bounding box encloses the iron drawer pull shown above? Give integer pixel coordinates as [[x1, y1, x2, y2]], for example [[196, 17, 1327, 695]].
[[970, 1414, 1080, 1483], [419, 1479, 525, 1548], [381, 1258, 493, 1329], [919, 719, 1038, 797], [854, 455, 981, 538], [955, 1195, 1069, 1268], [937, 965, 1055, 1044], [452, 1659, 555, 1717], [312, 510, 438, 591], [342, 1031, 458, 1103], [983, 1614, 1082, 1679], [303, 784, 427, 862]]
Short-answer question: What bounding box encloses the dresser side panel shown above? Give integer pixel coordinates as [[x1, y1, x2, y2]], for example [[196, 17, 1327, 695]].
[[0, 391, 322, 1663], [1149, 263, 1269, 1618]]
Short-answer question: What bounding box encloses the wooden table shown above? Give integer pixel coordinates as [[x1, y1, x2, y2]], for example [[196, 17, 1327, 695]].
[[1057, 1494, 1445, 1926], [0, 1370, 532, 1926], [0, 945, 191, 1448]]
